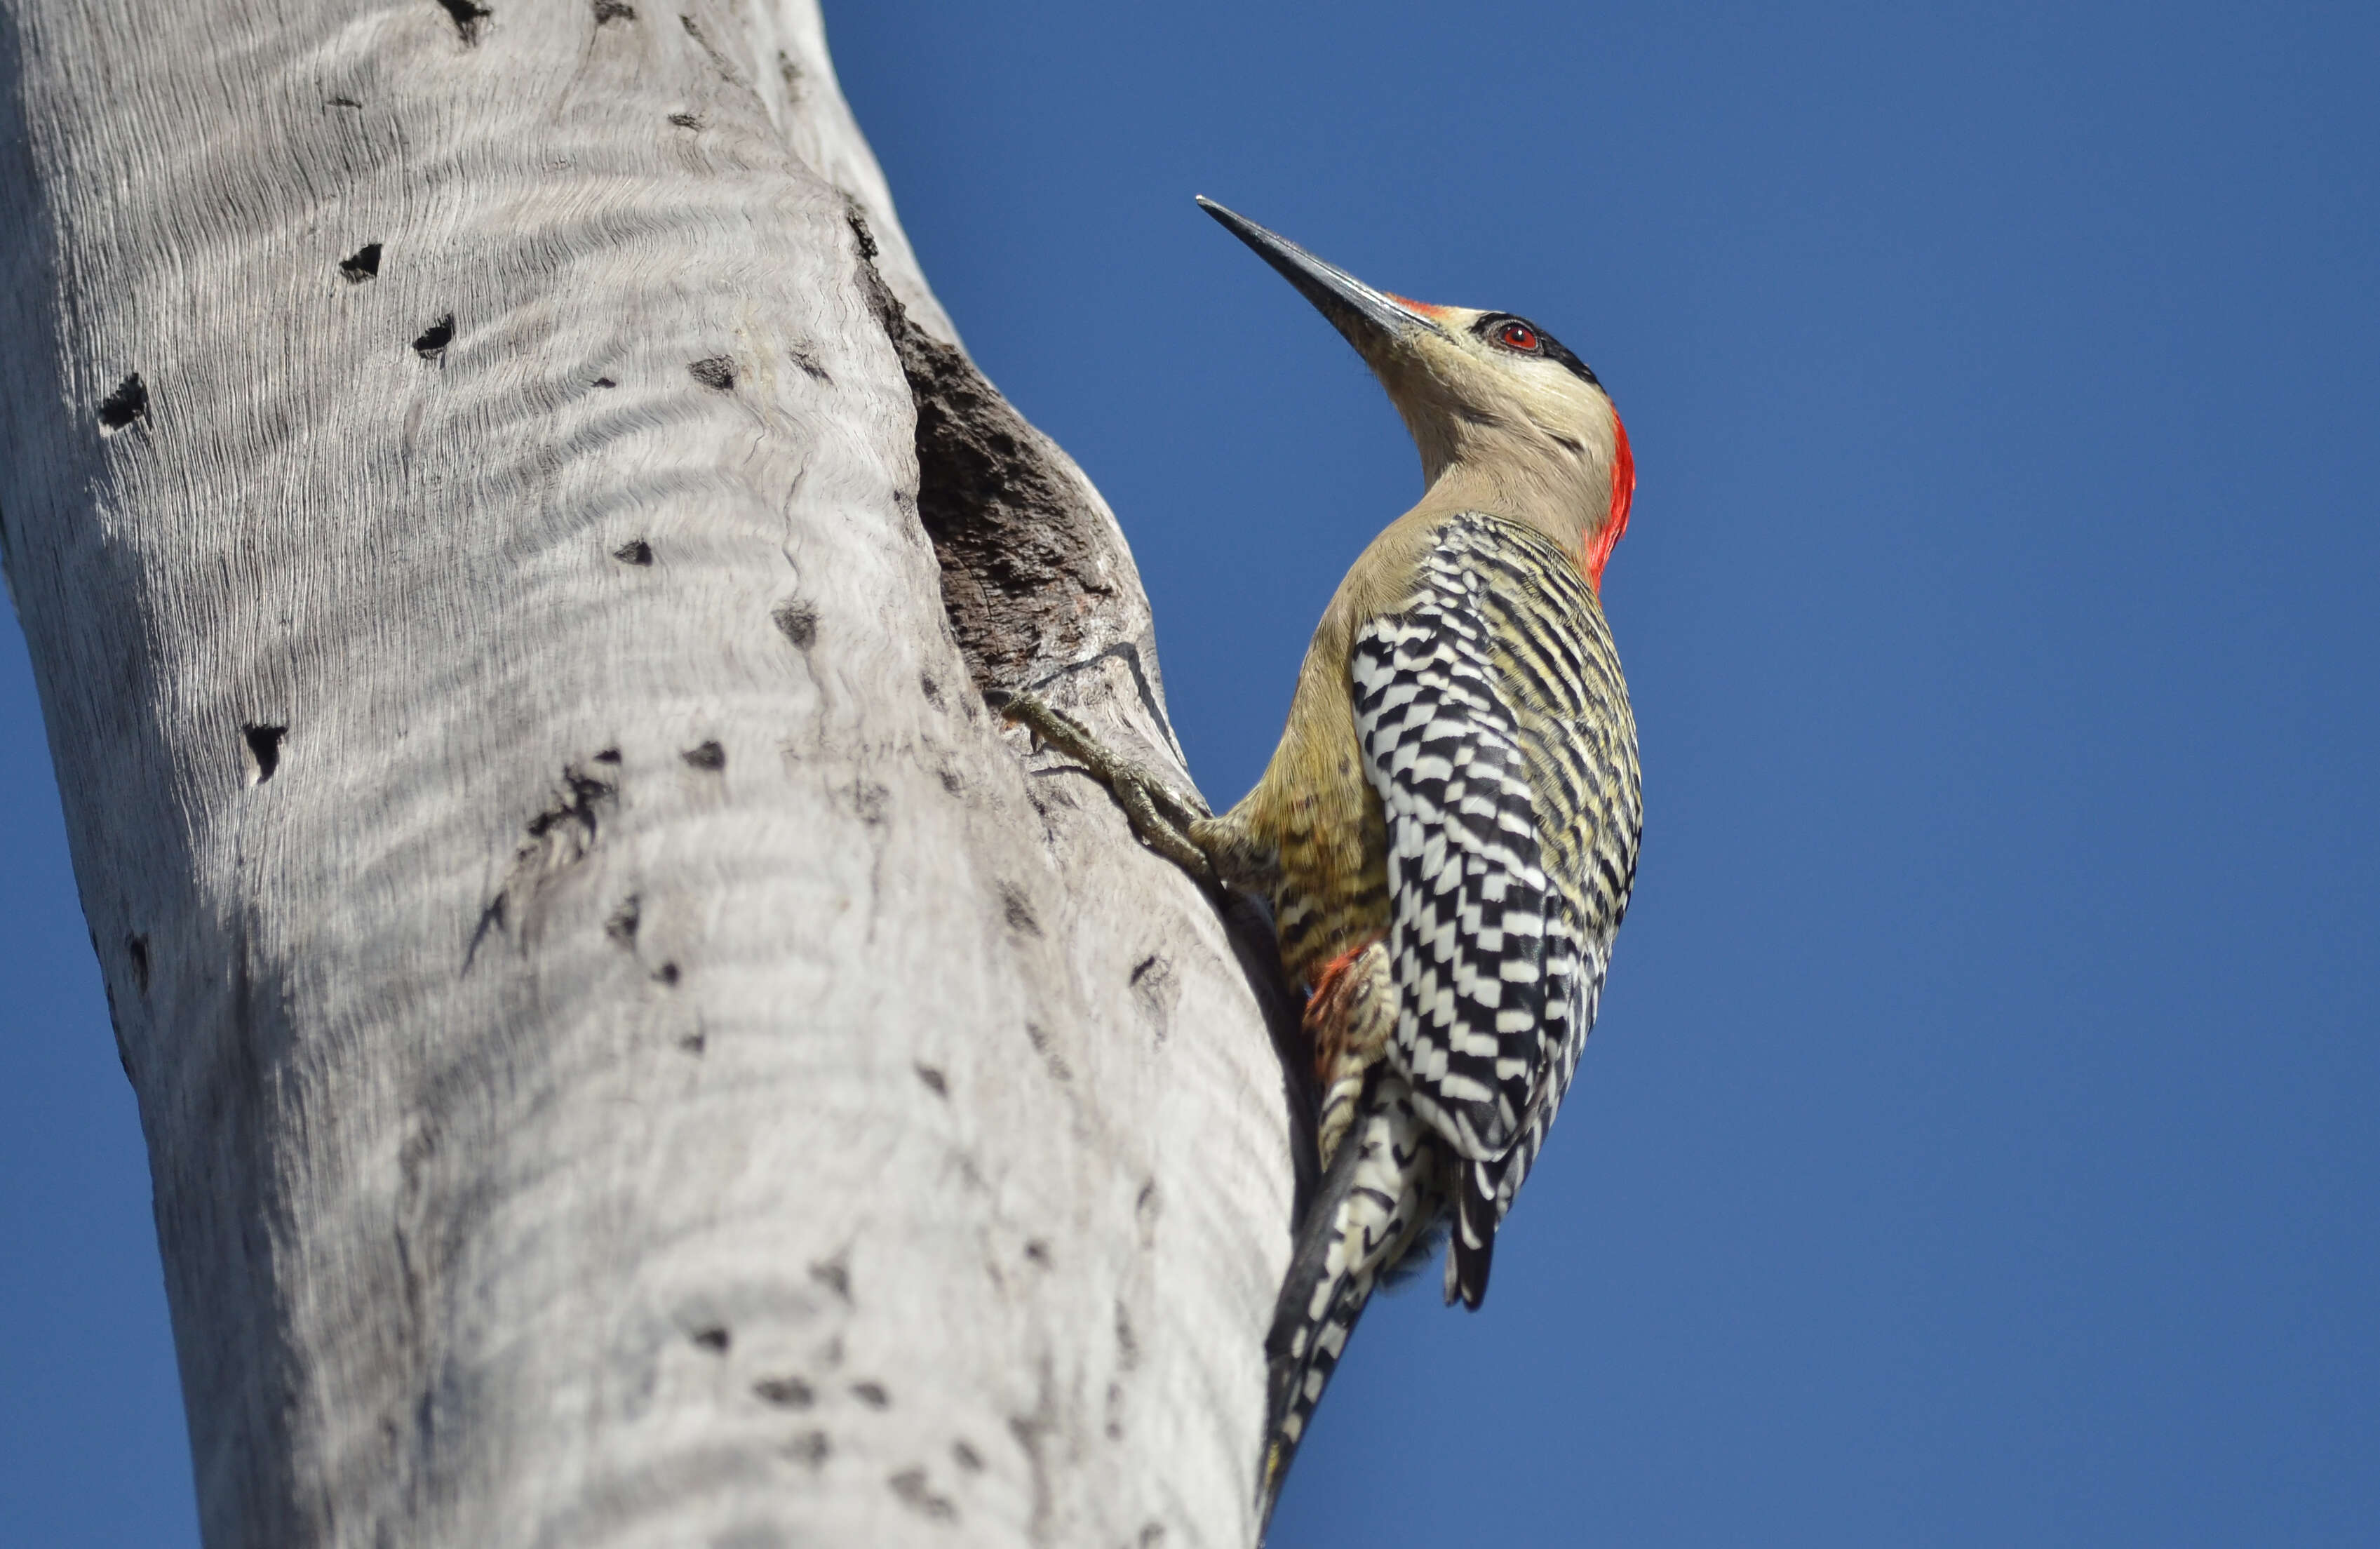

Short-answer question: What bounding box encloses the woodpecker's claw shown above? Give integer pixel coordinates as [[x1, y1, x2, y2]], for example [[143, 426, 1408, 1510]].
[[997, 690, 1218, 884]]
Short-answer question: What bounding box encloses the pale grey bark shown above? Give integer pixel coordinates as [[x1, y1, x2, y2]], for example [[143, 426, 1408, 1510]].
[[0, 3, 1303, 1545]]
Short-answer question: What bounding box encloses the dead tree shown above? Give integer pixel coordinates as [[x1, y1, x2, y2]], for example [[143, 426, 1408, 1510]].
[[0, 2, 1306, 1543]]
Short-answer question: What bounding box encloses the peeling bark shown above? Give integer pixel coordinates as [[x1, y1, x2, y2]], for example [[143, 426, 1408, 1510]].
[[0, 2, 1303, 1545]]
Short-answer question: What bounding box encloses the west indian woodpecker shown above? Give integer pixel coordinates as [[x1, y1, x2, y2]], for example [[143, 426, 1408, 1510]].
[[997, 198, 1642, 1533]]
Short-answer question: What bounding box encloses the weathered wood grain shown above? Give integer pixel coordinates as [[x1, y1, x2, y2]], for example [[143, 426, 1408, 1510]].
[[0, 2, 1300, 1543]]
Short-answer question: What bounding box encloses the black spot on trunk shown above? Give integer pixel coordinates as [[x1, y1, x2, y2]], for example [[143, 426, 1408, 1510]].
[[434, 0, 490, 45], [242, 723, 288, 783], [413, 314, 455, 361], [773, 599, 819, 649], [465, 760, 617, 972], [605, 895, 640, 948], [339, 243, 382, 282], [687, 355, 734, 390], [889, 1468, 956, 1521], [98, 373, 147, 431], [809, 1255, 852, 1301]]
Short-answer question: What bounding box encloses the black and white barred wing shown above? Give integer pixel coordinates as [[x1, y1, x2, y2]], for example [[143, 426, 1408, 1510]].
[[1352, 513, 1632, 1306], [1350, 526, 1576, 1167]]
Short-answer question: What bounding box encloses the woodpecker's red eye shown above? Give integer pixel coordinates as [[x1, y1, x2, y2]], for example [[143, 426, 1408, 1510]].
[[1499, 322, 1538, 351]]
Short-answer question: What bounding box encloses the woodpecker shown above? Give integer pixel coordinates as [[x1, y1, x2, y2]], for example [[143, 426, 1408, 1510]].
[[1000, 198, 1641, 1529]]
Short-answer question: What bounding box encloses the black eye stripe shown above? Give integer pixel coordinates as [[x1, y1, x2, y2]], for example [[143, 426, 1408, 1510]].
[[1471, 311, 1603, 389]]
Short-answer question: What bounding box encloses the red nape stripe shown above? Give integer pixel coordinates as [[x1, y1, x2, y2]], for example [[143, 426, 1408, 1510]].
[[1585, 413, 1635, 594]]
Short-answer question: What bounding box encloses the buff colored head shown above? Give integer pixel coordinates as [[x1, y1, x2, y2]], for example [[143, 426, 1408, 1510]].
[[1197, 196, 1634, 590]]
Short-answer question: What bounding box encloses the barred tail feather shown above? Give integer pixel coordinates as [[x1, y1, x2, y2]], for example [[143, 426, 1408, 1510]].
[[1447, 1158, 1502, 1309], [1258, 1071, 1441, 1540]]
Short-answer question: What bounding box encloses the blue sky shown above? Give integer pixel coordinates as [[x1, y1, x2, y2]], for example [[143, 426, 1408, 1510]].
[[4, 2, 2374, 1543]]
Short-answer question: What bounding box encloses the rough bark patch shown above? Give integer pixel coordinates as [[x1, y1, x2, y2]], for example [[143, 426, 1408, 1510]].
[[849, 213, 1120, 697]]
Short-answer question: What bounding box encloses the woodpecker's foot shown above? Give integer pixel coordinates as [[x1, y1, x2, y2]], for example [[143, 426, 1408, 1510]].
[[995, 690, 1219, 883]]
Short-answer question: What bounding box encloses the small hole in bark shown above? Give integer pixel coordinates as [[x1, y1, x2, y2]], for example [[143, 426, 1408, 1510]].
[[1023, 1240, 1050, 1267], [687, 356, 734, 391], [1136, 1179, 1159, 1243], [850, 1381, 889, 1409], [469, 896, 506, 961], [809, 1256, 851, 1301], [889, 1469, 956, 1522], [913, 1064, 947, 1097], [667, 110, 701, 129], [1130, 954, 1177, 1039], [326, 95, 362, 108], [939, 768, 963, 795], [999, 885, 1041, 937], [676, 1031, 705, 1056], [126, 935, 151, 997], [591, 375, 617, 389], [98, 373, 147, 431], [753, 1376, 814, 1408], [786, 1431, 831, 1466], [592, 0, 633, 20], [1024, 1022, 1071, 1082], [605, 895, 640, 947], [339, 243, 382, 282], [692, 1326, 730, 1354], [1115, 1300, 1140, 1368], [593, 747, 621, 764], [413, 314, 454, 361], [433, 0, 490, 44], [242, 723, 287, 783], [654, 961, 680, 986], [919, 674, 943, 709], [951, 1440, 982, 1472], [680, 740, 725, 771], [612, 539, 653, 566], [772, 600, 818, 649]]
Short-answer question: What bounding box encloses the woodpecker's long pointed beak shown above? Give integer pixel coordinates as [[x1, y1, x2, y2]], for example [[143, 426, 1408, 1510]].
[[1197, 196, 1448, 355]]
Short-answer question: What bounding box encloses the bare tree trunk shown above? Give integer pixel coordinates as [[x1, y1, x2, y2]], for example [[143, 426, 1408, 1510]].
[[0, 3, 1305, 1544]]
